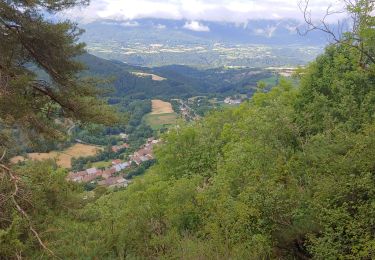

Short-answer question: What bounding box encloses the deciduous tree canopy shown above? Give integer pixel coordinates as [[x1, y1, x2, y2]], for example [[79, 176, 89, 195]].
[[0, 0, 374, 259]]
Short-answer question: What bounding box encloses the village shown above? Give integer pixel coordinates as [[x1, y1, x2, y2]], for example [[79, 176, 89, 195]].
[[67, 138, 160, 189], [223, 97, 243, 105]]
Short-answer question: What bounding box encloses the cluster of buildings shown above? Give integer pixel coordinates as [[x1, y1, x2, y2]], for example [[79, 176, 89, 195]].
[[66, 161, 130, 188], [111, 143, 130, 153], [224, 97, 242, 105], [111, 133, 130, 152], [130, 138, 159, 165], [119, 133, 129, 139], [67, 138, 160, 188], [180, 106, 189, 117]]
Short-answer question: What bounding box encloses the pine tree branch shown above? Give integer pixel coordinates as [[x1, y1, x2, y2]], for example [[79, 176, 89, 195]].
[[31, 80, 76, 112], [0, 157, 60, 259]]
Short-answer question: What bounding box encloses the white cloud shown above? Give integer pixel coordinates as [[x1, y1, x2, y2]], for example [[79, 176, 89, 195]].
[[266, 26, 277, 37], [253, 26, 277, 38], [284, 24, 298, 34], [121, 21, 139, 27], [63, 0, 346, 24], [183, 21, 210, 32], [254, 28, 265, 35], [154, 24, 166, 29]]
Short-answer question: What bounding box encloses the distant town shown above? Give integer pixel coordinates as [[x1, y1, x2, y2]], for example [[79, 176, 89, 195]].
[[67, 138, 160, 189]]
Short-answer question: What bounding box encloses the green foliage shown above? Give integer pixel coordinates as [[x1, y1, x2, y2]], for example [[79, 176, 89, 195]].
[[6, 38, 375, 257], [0, 1, 119, 156], [125, 159, 156, 180], [81, 53, 274, 100], [34, 29, 373, 259], [0, 161, 86, 259], [295, 44, 375, 135], [1, 1, 375, 259]]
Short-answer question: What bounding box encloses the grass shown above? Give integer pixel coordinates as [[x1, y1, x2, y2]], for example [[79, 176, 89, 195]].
[[144, 113, 178, 130], [145, 99, 177, 130], [215, 102, 242, 109], [91, 160, 113, 169]]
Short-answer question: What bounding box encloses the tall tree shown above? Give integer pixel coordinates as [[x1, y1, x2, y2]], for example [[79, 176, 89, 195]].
[[0, 0, 118, 154], [0, 1, 118, 257]]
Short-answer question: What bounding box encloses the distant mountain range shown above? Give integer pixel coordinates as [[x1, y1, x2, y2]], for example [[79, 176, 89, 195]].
[[79, 19, 328, 67], [79, 53, 275, 99], [81, 18, 328, 45]]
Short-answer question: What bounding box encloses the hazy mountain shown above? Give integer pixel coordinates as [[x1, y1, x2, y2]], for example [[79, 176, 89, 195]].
[[79, 19, 326, 67], [81, 18, 327, 45]]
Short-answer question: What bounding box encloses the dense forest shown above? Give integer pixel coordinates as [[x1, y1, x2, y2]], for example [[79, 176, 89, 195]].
[[1, 0, 375, 259], [80, 53, 274, 99]]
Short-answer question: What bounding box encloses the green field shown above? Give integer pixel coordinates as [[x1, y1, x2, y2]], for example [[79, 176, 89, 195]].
[[218, 103, 241, 108], [91, 160, 112, 169], [144, 113, 178, 130]]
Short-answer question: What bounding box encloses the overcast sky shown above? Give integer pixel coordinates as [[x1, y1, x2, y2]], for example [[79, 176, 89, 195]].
[[64, 0, 346, 24]]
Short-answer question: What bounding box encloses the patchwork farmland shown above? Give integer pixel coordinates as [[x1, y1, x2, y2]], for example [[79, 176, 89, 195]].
[[144, 99, 178, 130]]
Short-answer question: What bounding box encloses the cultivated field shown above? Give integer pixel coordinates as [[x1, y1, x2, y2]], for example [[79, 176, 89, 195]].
[[151, 99, 174, 114], [144, 113, 178, 130], [132, 72, 166, 81], [144, 100, 177, 130], [10, 143, 102, 168]]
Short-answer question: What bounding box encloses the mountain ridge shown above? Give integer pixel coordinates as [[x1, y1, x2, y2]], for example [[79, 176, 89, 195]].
[[81, 18, 328, 45]]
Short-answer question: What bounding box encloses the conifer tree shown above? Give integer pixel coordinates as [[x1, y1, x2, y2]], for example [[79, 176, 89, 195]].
[[0, 0, 118, 155], [0, 1, 118, 257]]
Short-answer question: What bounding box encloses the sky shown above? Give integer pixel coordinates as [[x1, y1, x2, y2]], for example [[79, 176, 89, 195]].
[[64, 0, 346, 25]]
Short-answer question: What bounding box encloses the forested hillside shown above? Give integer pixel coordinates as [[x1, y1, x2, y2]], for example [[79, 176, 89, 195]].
[[1, 0, 374, 259], [80, 53, 274, 99], [3, 23, 375, 259]]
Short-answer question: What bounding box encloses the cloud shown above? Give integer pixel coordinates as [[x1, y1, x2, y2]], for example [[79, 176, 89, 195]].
[[154, 24, 166, 29], [63, 0, 346, 24], [121, 21, 139, 27], [254, 28, 265, 35], [266, 26, 277, 37], [183, 21, 210, 32], [284, 24, 298, 34], [253, 26, 277, 38]]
